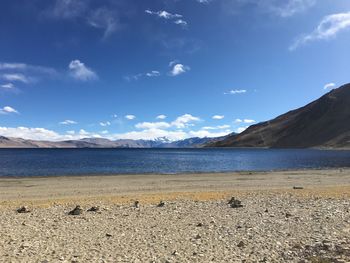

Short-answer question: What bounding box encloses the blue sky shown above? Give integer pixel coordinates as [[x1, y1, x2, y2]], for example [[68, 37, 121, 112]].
[[0, 0, 349, 141]]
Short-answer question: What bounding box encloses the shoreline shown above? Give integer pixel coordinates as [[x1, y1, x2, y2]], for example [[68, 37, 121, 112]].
[[1, 168, 350, 208]]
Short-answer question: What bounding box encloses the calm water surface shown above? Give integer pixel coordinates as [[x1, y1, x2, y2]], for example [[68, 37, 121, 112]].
[[0, 148, 349, 177]]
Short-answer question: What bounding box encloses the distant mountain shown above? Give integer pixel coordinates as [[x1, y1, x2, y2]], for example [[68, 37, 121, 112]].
[[0, 135, 232, 148], [208, 83, 350, 149]]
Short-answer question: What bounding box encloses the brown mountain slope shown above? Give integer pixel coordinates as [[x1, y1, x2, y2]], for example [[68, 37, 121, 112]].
[[209, 83, 350, 149]]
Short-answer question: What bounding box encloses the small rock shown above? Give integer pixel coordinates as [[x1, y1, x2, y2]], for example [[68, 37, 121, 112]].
[[293, 186, 304, 190], [134, 201, 140, 208], [17, 206, 30, 213], [196, 223, 203, 227], [228, 197, 243, 208], [87, 206, 99, 212], [237, 241, 245, 248], [68, 205, 83, 216], [157, 200, 165, 207], [106, 233, 112, 237], [285, 212, 292, 218], [195, 234, 201, 239]]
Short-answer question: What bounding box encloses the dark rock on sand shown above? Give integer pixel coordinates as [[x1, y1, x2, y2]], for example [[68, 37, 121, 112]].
[[17, 206, 30, 213], [228, 197, 243, 208], [68, 205, 83, 216], [157, 201, 165, 207], [87, 206, 99, 212]]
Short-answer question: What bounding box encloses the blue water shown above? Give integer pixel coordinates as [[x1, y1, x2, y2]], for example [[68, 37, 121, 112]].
[[0, 148, 349, 177]]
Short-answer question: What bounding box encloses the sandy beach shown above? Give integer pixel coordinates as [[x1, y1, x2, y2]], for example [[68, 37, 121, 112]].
[[1, 169, 350, 262]]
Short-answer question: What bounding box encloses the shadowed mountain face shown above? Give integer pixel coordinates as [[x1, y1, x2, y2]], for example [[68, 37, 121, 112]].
[[209, 84, 350, 149]]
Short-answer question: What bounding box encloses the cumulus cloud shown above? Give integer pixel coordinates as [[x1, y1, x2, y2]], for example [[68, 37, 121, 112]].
[[156, 114, 167, 120], [125, 115, 136, 120], [59, 120, 77, 125], [212, 115, 225, 120], [69, 60, 98, 81], [0, 106, 18, 114], [171, 114, 200, 128], [324, 82, 336, 90], [224, 89, 247, 95], [169, 64, 190, 76], [290, 12, 350, 50]]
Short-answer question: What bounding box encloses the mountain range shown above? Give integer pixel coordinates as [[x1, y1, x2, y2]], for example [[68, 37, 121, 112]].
[[209, 83, 350, 149], [0, 135, 230, 148]]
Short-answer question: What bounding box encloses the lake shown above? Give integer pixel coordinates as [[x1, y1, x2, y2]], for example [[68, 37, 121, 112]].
[[0, 148, 349, 177]]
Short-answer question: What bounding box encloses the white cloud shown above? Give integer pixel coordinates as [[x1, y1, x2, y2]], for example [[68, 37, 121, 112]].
[[243, 119, 256, 124], [125, 115, 136, 120], [1, 73, 30, 83], [59, 120, 77, 125], [174, 19, 188, 27], [290, 12, 350, 50], [171, 114, 200, 128], [145, 10, 182, 19], [146, 70, 161, 77], [69, 60, 98, 81], [135, 122, 171, 130], [197, 0, 212, 3], [235, 118, 256, 124], [169, 64, 190, 76], [100, 121, 111, 127], [212, 115, 225, 120], [0, 62, 57, 75], [156, 114, 167, 120], [66, 130, 75, 135], [0, 106, 18, 114], [224, 89, 247, 95], [145, 10, 188, 28], [324, 82, 336, 90], [1, 83, 15, 89]]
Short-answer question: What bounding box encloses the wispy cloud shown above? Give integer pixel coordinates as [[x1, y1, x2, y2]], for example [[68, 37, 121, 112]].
[[135, 122, 171, 130], [99, 121, 111, 127], [50, 0, 87, 19], [59, 120, 77, 125], [235, 119, 256, 124], [202, 125, 231, 130], [126, 70, 161, 81], [224, 89, 247, 95], [0, 106, 19, 115], [87, 8, 121, 39], [69, 60, 98, 81], [169, 63, 190, 76], [0, 83, 15, 89], [1, 73, 30, 83], [324, 82, 336, 90], [145, 10, 188, 28], [290, 12, 350, 50]]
